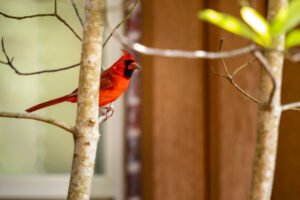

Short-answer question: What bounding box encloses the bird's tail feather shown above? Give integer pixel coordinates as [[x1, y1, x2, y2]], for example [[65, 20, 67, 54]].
[[25, 95, 76, 113]]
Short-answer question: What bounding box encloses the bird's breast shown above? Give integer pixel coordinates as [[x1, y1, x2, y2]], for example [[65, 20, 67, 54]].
[[99, 75, 130, 106]]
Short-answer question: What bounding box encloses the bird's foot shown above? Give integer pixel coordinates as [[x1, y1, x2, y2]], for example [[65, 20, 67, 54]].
[[98, 104, 115, 123]]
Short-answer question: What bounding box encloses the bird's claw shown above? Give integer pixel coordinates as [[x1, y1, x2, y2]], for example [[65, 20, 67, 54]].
[[98, 105, 115, 123]]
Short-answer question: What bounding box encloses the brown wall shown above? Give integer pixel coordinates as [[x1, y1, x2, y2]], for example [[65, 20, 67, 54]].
[[272, 62, 300, 200], [141, 0, 207, 199], [207, 1, 263, 199], [141, 0, 300, 200]]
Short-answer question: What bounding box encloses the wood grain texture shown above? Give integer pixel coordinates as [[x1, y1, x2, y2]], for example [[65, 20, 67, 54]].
[[272, 61, 300, 200], [141, 0, 207, 199]]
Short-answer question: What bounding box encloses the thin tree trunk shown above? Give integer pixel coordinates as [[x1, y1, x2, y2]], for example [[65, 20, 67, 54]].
[[67, 0, 105, 199], [249, 0, 287, 199]]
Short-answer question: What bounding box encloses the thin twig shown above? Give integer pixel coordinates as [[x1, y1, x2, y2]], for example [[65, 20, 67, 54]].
[[212, 66, 260, 104], [232, 58, 257, 77], [253, 50, 277, 105], [0, 112, 75, 134], [212, 40, 260, 104], [212, 62, 260, 104], [54, 0, 57, 13], [119, 33, 257, 58], [0, 0, 82, 41], [285, 51, 300, 62], [0, 38, 80, 75], [281, 102, 300, 111], [55, 15, 81, 41], [70, 0, 83, 26], [103, 0, 138, 47]]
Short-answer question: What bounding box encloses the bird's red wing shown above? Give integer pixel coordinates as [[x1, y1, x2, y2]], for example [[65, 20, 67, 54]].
[[66, 70, 114, 96], [100, 70, 114, 89]]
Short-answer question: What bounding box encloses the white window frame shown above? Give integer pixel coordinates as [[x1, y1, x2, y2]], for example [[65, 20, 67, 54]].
[[0, 0, 124, 198]]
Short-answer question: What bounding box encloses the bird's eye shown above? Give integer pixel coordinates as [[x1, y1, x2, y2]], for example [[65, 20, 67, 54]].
[[124, 59, 134, 68]]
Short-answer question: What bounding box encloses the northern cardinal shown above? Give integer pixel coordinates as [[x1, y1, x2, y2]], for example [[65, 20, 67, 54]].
[[26, 51, 140, 113]]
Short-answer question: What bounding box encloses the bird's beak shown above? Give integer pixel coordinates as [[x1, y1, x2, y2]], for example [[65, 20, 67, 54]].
[[132, 62, 141, 70]]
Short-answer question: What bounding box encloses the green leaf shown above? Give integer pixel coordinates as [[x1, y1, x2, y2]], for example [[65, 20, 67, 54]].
[[198, 9, 265, 46], [271, 0, 300, 35], [285, 29, 300, 48], [240, 6, 271, 46]]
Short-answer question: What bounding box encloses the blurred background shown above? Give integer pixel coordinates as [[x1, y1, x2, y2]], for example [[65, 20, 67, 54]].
[[0, 0, 300, 200]]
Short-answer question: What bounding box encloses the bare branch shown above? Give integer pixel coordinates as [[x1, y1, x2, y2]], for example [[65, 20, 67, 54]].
[[230, 80, 260, 103], [0, 11, 52, 19], [70, 0, 83, 26], [253, 50, 269, 69], [0, 38, 80, 75], [55, 15, 81, 41], [54, 0, 57, 13], [0, 0, 258, 76], [0, 112, 75, 134], [281, 102, 300, 112], [104, 3, 258, 59], [285, 51, 300, 62], [212, 40, 260, 103], [212, 71, 260, 103], [232, 58, 257, 77], [118, 33, 257, 58], [103, 0, 138, 47], [218, 40, 231, 76], [0, 0, 82, 41], [0, 0, 135, 75], [213, 67, 260, 104], [211, 66, 228, 78], [253, 50, 277, 105]]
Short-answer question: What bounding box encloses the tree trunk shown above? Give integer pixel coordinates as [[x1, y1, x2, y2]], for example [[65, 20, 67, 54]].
[[249, 0, 287, 199], [67, 0, 105, 199]]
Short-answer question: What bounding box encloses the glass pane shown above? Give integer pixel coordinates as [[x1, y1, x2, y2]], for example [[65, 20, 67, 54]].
[[0, 0, 104, 175]]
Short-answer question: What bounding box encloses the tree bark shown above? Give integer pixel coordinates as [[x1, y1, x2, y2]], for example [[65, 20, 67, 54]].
[[249, 0, 287, 199], [67, 0, 105, 199]]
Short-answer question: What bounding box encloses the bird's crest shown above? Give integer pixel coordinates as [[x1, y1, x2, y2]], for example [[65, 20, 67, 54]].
[[121, 49, 135, 61]]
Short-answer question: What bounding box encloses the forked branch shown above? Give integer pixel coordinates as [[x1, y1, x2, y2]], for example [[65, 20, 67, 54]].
[[0, 0, 259, 75], [0, 0, 136, 75], [0, 0, 82, 41], [212, 58, 260, 104], [0, 38, 80, 75], [212, 40, 260, 104]]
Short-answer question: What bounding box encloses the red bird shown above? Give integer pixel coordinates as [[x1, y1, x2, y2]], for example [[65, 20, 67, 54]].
[[26, 51, 140, 113]]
